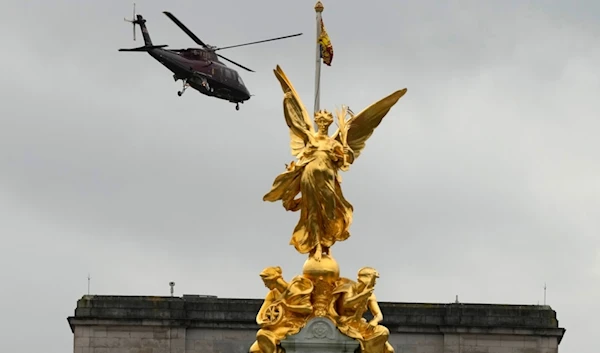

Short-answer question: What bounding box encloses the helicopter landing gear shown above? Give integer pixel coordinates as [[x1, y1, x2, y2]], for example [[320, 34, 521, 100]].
[[235, 103, 240, 111], [178, 79, 189, 97]]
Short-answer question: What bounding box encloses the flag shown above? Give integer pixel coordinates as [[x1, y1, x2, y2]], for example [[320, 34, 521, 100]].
[[318, 18, 333, 66]]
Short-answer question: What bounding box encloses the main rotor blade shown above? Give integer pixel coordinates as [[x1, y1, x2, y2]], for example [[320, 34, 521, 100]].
[[214, 33, 303, 51], [216, 54, 254, 72], [162, 11, 208, 48]]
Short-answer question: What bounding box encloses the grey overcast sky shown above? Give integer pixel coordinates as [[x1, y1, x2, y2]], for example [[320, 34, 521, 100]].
[[0, 0, 598, 352]]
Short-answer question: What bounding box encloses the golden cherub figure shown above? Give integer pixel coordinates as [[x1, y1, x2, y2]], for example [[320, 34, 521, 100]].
[[263, 65, 407, 261]]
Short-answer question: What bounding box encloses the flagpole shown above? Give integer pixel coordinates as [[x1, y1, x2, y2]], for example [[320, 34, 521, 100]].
[[314, 1, 324, 115]]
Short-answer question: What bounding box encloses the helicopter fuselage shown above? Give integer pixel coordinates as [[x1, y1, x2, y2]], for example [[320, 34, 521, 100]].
[[147, 48, 251, 104], [119, 10, 300, 110]]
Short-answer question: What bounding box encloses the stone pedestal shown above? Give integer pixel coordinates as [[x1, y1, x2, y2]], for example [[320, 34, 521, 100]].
[[280, 317, 359, 353]]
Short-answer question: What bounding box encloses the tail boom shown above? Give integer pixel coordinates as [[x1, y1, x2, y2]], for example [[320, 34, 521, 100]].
[[118, 44, 168, 52]]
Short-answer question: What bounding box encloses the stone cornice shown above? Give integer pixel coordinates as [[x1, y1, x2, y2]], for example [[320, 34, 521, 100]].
[[67, 295, 565, 343]]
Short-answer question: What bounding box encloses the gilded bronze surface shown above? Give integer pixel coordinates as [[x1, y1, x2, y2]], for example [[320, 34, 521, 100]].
[[252, 64, 406, 353], [263, 65, 406, 261], [328, 268, 395, 353], [252, 260, 397, 353], [253, 8, 406, 351], [250, 266, 314, 353]]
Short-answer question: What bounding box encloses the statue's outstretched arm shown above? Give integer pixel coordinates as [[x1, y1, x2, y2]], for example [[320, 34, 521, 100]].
[[367, 293, 384, 325], [342, 287, 374, 309]]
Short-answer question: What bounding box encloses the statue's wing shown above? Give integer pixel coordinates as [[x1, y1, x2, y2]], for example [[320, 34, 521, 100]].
[[273, 65, 315, 156], [335, 89, 407, 160]]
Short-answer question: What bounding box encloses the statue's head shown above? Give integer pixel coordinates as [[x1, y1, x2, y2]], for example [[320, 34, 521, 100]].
[[260, 266, 283, 290], [357, 267, 379, 288], [314, 110, 334, 134]]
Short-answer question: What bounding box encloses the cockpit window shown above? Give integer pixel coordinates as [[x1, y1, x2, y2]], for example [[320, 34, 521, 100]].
[[187, 50, 206, 60], [236, 73, 244, 85]]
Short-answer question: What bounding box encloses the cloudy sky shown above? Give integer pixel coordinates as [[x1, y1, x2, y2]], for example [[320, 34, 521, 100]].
[[0, 0, 598, 352]]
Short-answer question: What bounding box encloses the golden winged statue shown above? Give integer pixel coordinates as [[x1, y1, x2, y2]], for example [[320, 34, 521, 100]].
[[263, 65, 407, 261]]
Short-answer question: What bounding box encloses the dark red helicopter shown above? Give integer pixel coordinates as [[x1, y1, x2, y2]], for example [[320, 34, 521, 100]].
[[119, 6, 302, 110]]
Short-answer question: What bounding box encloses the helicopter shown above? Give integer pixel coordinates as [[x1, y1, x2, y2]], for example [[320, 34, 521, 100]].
[[118, 5, 302, 110]]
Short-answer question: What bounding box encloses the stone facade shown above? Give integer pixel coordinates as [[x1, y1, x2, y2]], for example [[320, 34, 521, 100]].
[[67, 295, 565, 353]]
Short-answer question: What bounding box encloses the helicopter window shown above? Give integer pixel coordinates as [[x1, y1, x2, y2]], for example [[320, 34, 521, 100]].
[[237, 73, 244, 85], [187, 50, 204, 60]]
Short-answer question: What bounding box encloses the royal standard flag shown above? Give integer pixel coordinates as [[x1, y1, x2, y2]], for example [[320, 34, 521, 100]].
[[318, 18, 333, 66]]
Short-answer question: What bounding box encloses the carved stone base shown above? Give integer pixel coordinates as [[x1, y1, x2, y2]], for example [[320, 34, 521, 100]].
[[280, 317, 359, 353]]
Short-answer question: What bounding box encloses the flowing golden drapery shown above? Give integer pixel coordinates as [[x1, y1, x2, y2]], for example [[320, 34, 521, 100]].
[[263, 65, 407, 260], [264, 135, 353, 256], [249, 269, 314, 353], [328, 268, 394, 353]]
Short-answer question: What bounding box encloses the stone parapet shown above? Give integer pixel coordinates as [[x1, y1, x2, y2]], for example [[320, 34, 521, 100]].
[[67, 295, 565, 342]]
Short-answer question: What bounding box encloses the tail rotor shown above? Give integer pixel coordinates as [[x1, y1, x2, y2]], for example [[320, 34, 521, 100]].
[[119, 4, 161, 51], [124, 3, 137, 41]]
